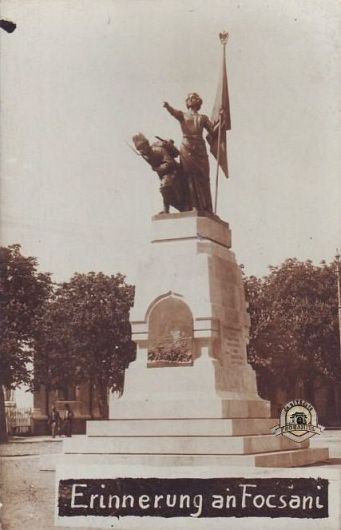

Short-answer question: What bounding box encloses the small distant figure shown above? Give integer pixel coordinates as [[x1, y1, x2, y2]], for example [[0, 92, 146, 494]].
[[63, 404, 74, 437], [48, 406, 61, 438], [132, 133, 190, 214]]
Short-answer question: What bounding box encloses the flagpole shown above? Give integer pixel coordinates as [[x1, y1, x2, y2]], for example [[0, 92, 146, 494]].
[[214, 113, 222, 214], [336, 250, 341, 358], [214, 32, 228, 215]]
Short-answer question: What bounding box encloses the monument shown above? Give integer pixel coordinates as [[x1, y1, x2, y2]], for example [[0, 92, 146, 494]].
[[55, 33, 335, 529]]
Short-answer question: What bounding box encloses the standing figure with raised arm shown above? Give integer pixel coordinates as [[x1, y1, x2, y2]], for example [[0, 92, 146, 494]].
[[163, 93, 214, 213]]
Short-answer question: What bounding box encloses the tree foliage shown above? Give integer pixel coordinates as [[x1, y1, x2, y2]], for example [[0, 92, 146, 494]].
[[0, 245, 52, 442], [244, 258, 341, 401], [34, 272, 136, 417]]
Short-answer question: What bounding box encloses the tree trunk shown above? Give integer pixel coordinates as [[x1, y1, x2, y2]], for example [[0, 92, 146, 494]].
[[45, 385, 50, 415], [89, 382, 93, 419], [326, 384, 336, 426], [304, 379, 315, 405], [0, 384, 8, 443], [98, 385, 109, 419]]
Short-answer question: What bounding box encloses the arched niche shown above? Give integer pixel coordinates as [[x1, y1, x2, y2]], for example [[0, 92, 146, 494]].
[[147, 296, 194, 366]]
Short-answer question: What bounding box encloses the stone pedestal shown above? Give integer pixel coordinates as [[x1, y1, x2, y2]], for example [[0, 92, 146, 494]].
[[55, 212, 331, 528], [109, 211, 269, 419]]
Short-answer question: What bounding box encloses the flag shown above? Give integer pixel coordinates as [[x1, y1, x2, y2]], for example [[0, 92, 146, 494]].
[[210, 38, 231, 178]]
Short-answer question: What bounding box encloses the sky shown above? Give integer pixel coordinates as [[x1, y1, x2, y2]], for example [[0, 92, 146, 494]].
[[1, 0, 340, 286]]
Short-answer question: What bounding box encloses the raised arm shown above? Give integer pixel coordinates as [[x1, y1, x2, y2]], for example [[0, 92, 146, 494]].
[[163, 102, 184, 122]]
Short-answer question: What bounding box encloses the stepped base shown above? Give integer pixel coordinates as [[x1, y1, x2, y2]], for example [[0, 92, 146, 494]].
[[62, 433, 310, 455], [53, 446, 329, 469], [87, 417, 276, 437], [50, 414, 329, 471]]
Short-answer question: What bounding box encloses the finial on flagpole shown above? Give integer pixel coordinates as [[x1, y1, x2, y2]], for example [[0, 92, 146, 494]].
[[219, 31, 229, 45]]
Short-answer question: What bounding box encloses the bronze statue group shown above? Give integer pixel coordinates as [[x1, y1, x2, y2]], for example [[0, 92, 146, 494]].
[[133, 93, 215, 215]]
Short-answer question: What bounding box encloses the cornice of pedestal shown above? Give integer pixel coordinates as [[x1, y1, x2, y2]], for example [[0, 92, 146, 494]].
[[151, 210, 232, 249]]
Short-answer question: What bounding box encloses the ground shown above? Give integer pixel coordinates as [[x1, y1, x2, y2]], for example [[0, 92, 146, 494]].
[[0, 433, 340, 530], [0, 437, 91, 530]]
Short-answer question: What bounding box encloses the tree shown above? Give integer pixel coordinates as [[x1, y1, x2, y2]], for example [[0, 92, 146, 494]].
[[34, 272, 135, 418], [0, 245, 52, 443], [244, 258, 341, 403]]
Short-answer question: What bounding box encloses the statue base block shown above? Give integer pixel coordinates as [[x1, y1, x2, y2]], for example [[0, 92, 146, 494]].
[[110, 356, 269, 419]]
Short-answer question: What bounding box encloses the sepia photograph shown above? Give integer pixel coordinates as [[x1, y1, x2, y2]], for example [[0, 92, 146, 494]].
[[0, 1, 340, 529]]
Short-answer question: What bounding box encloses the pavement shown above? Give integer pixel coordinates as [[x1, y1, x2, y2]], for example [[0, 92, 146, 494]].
[[0, 435, 63, 457], [310, 428, 341, 464], [0, 435, 90, 530], [1, 429, 341, 458]]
